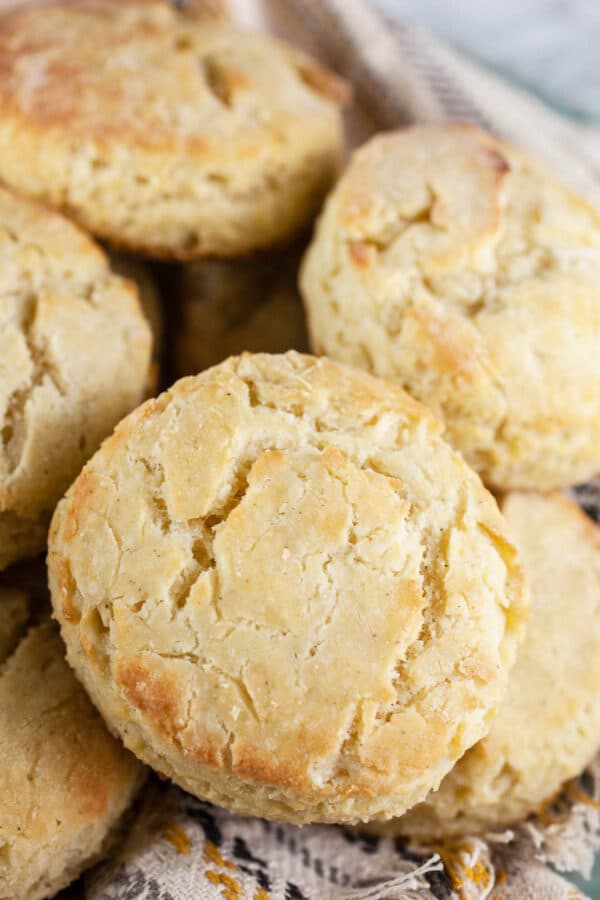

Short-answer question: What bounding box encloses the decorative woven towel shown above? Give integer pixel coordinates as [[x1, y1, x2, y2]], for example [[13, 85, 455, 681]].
[[77, 3, 600, 898], [86, 757, 600, 898]]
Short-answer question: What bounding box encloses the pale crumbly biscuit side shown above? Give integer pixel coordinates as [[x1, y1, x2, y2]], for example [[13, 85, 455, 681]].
[[0, 622, 144, 900], [0, 186, 152, 570], [301, 124, 600, 490], [48, 351, 528, 825], [0, 1, 347, 259], [175, 258, 308, 375], [371, 492, 600, 838]]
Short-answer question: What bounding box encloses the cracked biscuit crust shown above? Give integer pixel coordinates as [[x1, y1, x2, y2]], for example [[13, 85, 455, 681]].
[[372, 492, 600, 838], [0, 622, 144, 900], [48, 352, 527, 824], [0, 1, 347, 259], [301, 124, 600, 490], [0, 186, 152, 570]]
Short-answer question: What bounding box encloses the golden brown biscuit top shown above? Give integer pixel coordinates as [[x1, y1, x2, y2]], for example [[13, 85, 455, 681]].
[[334, 124, 600, 298], [392, 492, 600, 836], [0, 184, 151, 515], [0, 621, 143, 900], [0, 624, 137, 830], [49, 352, 527, 820], [301, 124, 600, 490], [0, 183, 106, 288], [0, 1, 347, 153]]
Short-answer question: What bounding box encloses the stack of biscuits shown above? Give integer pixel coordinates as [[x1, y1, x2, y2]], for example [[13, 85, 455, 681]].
[[0, 2, 598, 898]]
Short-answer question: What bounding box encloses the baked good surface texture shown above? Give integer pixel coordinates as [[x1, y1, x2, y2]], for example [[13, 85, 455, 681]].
[[0, 616, 143, 900], [372, 491, 600, 838], [48, 351, 527, 825], [0, 0, 347, 259], [300, 124, 600, 490], [0, 186, 152, 570]]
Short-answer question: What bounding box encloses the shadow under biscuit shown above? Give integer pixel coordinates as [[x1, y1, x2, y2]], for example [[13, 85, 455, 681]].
[[173, 253, 309, 378]]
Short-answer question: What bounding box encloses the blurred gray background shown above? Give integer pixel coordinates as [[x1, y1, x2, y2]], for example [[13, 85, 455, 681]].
[[376, 0, 600, 123]]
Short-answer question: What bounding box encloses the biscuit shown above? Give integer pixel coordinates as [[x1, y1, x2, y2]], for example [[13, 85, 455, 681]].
[[0, 620, 144, 900], [0, 186, 152, 570], [48, 351, 528, 825], [301, 124, 600, 490], [175, 259, 308, 376], [372, 492, 600, 838], [0, 1, 347, 259]]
